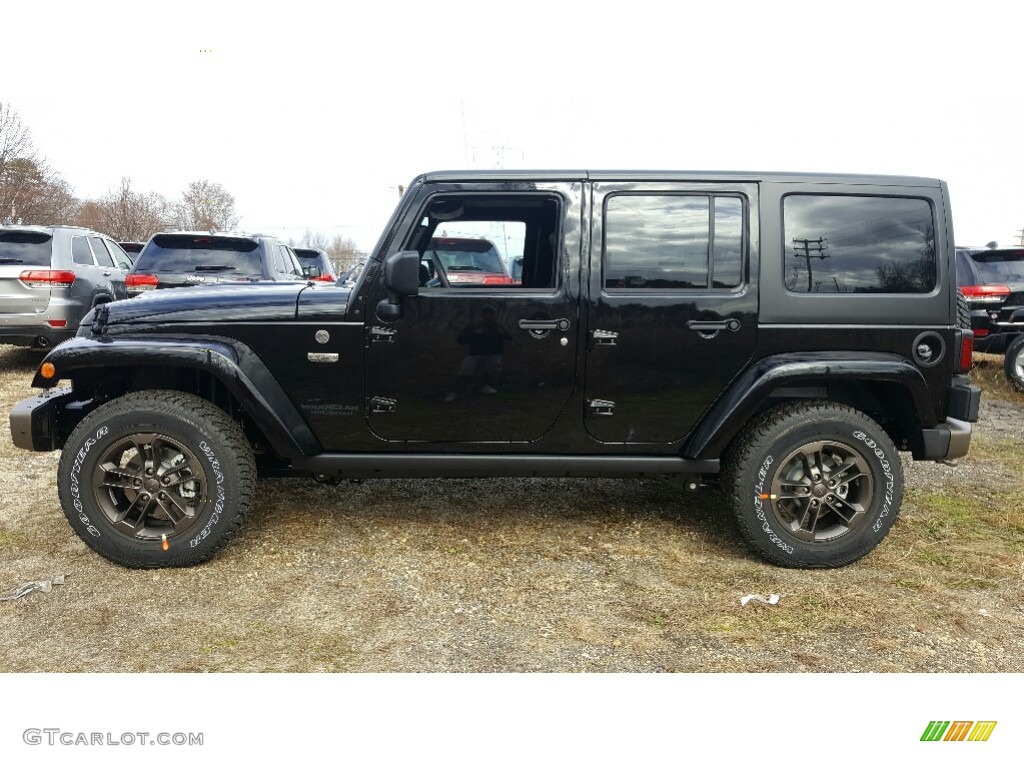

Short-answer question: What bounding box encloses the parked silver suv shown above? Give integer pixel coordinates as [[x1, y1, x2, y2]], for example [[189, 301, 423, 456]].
[[0, 225, 133, 349]]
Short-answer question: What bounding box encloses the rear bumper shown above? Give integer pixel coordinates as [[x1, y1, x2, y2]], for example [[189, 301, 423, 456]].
[[919, 418, 973, 461], [917, 377, 981, 461], [0, 325, 75, 348]]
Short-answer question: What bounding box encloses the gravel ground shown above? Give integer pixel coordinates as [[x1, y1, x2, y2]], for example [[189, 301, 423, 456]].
[[1, 347, 1022, 672]]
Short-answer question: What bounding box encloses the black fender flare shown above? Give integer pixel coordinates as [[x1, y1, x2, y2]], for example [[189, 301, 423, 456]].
[[683, 351, 935, 460], [33, 335, 320, 459]]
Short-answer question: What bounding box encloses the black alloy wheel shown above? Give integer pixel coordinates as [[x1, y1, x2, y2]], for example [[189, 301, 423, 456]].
[[92, 432, 207, 541]]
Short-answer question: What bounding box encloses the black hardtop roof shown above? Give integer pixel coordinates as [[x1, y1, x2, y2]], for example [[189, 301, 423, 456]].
[[417, 169, 943, 186]]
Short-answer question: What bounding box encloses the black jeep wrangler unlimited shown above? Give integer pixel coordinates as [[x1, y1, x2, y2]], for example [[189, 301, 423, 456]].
[[10, 171, 980, 569]]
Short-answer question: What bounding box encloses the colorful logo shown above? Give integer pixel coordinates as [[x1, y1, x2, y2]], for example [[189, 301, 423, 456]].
[[921, 721, 997, 742]]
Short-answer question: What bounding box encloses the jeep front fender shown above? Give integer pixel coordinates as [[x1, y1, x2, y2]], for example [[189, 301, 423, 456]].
[[683, 352, 935, 460], [31, 335, 319, 458]]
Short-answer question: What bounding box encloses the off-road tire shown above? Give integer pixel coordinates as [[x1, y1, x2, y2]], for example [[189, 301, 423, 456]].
[[722, 400, 903, 568], [1003, 334, 1024, 392], [57, 390, 256, 568]]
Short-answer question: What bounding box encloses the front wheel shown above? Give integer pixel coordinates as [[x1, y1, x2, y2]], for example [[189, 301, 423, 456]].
[[723, 401, 903, 568], [1004, 334, 1024, 392], [57, 390, 256, 568]]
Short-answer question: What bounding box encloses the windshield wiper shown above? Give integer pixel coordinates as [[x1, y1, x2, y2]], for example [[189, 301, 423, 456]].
[[193, 265, 237, 272], [0, 258, 25, 263]]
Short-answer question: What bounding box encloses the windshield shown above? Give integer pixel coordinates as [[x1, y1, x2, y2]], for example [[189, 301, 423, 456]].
[[430, 238, 505, 274], [0, 231, 53, 266], [134, 235, 263, 278]]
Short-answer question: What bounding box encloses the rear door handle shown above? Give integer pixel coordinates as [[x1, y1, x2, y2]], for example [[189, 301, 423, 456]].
[[519, 318, 571, 332], [687, 319, 741, 334]]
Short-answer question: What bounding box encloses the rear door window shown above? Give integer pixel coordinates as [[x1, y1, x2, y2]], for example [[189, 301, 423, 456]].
[[272, 245, 288, 275], [72, 236, 94, 265], [105, 239, 133, 269], [603, 194, 744, 290], [284, 247, 303, 277], [89, 237, 116, 268]]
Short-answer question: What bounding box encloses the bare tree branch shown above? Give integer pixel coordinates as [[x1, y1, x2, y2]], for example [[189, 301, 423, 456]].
[[173, 179, 240, 232]]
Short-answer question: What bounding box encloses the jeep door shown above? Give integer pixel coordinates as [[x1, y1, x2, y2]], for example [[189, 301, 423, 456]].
[[583, 180, 759, 444], [366, 182, 583, 443]]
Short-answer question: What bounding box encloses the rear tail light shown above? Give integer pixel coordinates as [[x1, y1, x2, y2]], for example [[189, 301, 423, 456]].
[[974, 328, 989, 337], [19, 270, 76, 287], [957, 330, 974, 373], [314, 275, 336, 282], [126, 274, 159, 292], [481, 275, 514, 285], [46, 320, 68, 328], [961, 284, 1010, 303]]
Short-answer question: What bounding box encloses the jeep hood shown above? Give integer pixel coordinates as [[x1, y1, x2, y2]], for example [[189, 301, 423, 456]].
[[94, 282, 352, 326]]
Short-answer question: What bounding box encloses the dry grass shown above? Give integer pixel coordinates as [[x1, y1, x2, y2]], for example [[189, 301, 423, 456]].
[[970, 351, 1023, 402], [1, 344, 1023, 672]]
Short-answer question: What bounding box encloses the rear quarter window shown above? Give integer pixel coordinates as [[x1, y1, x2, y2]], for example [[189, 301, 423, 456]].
[[783, 195, 936, 294]]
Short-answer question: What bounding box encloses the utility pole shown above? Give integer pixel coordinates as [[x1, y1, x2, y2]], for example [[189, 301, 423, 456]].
[[792, 237, 829, 291]]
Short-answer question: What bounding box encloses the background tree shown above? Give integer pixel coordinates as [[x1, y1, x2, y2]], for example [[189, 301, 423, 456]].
[[0, 102, 78, 224], [173, 179, 240, 231], [293, 230, 361, 272], [76, 177, 169, 240], [327, 234, 361, 271]]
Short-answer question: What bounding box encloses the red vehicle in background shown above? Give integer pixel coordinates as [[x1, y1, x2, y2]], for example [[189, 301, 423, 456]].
[[421, 237, 513, 286], [294, 248, 338, 283]]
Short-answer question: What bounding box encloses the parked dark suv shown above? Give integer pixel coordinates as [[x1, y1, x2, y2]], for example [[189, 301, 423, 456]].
[[294, 247, 338, 283], [126, 232, 306, 295], [0, 225, 133, 349], [118, 242, 145, 260], [955, 245, 1024, 389], [11, 170, 979, 571]]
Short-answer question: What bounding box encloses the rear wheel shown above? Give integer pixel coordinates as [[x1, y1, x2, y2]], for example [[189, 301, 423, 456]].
[[57, 390, 255, 568], [1004, 334, 1024, 392], [723, 401, 903, 568]]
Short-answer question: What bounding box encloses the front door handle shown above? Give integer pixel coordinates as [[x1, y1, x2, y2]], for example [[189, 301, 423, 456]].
[[519, 318, 571, 332]]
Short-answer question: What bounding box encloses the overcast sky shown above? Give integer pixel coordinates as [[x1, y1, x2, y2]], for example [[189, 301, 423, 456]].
[[3, 1, 1022, 251]]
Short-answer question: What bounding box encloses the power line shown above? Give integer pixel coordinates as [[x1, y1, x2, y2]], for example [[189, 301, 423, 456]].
[[792, 237, 829, 292]]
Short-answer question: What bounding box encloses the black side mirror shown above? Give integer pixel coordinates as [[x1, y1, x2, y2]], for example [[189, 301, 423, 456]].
[[376, 250, 420, 320]]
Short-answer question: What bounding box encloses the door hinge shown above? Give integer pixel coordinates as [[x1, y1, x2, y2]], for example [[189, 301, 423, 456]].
[[370, 326, 396, 343], [369, 396, 397, 414], [592, 329, 618, 346], [588, 399, 615, 417]]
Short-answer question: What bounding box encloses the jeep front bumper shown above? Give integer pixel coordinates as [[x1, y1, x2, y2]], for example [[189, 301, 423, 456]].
[[9, 388, 75, 451]]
